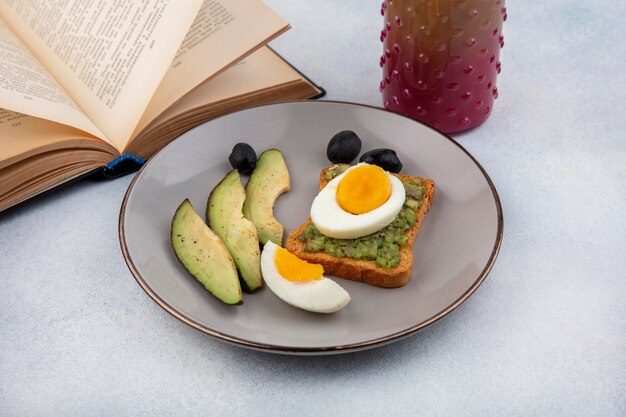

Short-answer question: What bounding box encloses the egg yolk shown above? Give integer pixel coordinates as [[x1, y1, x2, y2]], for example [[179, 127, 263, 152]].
[[336, 164, 392, 214], [274, 246, 324, 282]]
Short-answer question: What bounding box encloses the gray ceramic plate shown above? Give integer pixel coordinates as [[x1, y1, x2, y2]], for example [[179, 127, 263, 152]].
[[119, 101, 503, 355]]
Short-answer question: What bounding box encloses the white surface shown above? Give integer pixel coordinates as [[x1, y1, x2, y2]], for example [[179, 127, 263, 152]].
[[1, 1, 625, 416]]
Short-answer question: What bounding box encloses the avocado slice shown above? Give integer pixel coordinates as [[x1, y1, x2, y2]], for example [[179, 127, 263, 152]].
[[207, 170, 263, 293], [242, 149, 290, 245], [171, 199, 242, 305]]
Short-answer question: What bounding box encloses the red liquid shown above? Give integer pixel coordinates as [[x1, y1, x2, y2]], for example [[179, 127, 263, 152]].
[[381, 0, 506, 133]]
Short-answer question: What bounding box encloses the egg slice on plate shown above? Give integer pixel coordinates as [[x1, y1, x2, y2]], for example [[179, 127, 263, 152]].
[[260, 241, 351, 313], [310, 163, 405, 239]]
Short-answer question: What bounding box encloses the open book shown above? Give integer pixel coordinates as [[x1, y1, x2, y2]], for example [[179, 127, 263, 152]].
[[0, 0, 322, 211]]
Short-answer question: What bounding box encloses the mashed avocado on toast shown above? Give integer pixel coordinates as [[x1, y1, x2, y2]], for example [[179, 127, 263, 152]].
[[297, 165, 426, 269]]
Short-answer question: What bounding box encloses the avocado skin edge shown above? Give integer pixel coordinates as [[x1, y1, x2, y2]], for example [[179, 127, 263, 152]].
[[207, 170, 263, 293], [242, 149, 291, 245], [171, 199, 243, 305]]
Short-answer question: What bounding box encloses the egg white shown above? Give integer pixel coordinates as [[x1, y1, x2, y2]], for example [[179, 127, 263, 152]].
[[260, 241, 351, 314], [310, 163, 405, 239]]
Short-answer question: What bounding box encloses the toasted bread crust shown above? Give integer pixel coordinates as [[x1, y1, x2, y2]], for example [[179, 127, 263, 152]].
[[285, 166, 435, 288]]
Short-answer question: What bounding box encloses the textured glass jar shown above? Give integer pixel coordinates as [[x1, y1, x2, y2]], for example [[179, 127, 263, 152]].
[[380, 0, 506, 133]]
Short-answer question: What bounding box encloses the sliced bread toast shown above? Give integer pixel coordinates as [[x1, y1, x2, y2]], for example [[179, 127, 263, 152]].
[[285, 166, 435, 288]]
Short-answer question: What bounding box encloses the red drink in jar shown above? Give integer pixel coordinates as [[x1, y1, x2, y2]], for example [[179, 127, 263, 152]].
[[380, 0, 507, 133]]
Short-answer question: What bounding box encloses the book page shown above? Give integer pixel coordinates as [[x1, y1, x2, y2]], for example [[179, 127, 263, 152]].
[[134, 0, 289, 136], [126, 47, 320, 157], [0, 109, 114, 169], [143, 48, 307, 129], [0, 0, 203, 151], [0, 17, 104, 139]]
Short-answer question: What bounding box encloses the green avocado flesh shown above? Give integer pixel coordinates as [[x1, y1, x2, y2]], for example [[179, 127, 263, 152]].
[[297, 167, 425, 269], [171, 199, 242, 305], [242, 149, 290, 245], [322, 163, 351, 180], [207, 170, 263, 293]]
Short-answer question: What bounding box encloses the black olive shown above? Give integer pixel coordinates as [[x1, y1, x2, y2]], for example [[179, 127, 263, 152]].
[[327, 130, 362, 164], [359, 148, 403, 173], [228, 143, 257, 175]]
